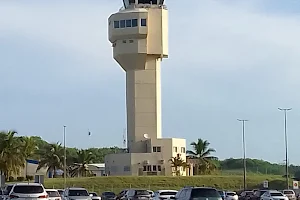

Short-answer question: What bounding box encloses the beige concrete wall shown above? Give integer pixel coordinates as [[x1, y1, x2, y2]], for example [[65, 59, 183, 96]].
[[105, 153, 132, 176]]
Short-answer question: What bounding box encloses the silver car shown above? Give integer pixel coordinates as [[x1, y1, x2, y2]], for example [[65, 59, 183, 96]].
[[8, 183, 48, 200], [63, 188, 92, 200]]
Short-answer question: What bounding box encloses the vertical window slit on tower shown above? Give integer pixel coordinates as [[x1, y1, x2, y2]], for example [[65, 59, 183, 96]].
[[120, 20, 126, 28], [126, 19, 132, 27], [114, 21, 120, 28], [141, 18, 147, 26]]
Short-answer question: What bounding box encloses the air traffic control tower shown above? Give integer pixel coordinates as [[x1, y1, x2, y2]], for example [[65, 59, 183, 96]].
[[105, 0, 187, 176]]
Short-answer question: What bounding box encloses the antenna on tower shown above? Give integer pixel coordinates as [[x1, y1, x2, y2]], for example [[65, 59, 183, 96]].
[[122, 128, 126, 148]]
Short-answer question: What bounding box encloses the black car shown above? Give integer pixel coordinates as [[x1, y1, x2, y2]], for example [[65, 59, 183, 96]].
[[102, 192, 116, 200]]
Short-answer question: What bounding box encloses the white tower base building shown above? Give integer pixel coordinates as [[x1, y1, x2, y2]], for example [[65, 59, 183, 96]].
[[105, 0, 187, 176]]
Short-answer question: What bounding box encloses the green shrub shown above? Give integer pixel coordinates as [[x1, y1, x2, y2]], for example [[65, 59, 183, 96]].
[[17, 177, 25, 181], [8, 176, 14, 182]]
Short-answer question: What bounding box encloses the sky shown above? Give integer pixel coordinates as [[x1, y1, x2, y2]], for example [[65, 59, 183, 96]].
[[1, 0, 300, 164]]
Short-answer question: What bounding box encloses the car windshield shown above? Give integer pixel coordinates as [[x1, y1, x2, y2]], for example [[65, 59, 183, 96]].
[[191, 189, 220, 198], [246, 192, 253, 195], [227, 193, 236, 196], [160, 192, 177, 196], [13, 186, 44, 194], [69, 190, 89, 196], [103, 192, 115, 197], [4, 185, 13, 195], [47, 191, 60, 197], [135, 190, 150, 195], [270, 193, 283, 196], [90, 193, 98, 196], [284, 191, 294, 195]]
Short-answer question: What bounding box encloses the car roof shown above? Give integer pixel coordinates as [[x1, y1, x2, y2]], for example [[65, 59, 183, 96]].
[[157, 190, 178, 192], [68, 187, 87, 190], [269, 190, 280, 193], [14, 183, 42, 186], [46, 189, 59, 192]]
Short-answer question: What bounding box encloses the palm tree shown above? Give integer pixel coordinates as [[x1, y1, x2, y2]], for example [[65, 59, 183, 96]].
[[0, 131, 25, 178], [169, 154, 188, 176], [68, 149, 94, 177], [37, 142, 64, 178], [186, 138, 217, 175], [21, 136, 38, 179]]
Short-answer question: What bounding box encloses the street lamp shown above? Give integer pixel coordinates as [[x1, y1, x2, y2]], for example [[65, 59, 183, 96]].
[[278, 108, 292, 189], [238, 119, 248, 191], [63, 125, 67, 189]]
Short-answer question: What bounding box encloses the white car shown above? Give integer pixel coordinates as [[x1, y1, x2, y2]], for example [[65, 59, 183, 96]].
[[89, 192, 101, 200], [261, 191, 288, 200], [46, 189, 62, 200], [153, 190, 177, 200], [225, 192, 238, 200], [8, 183, 48, 200], [282, 190, 296, 200], [63, 188, 91, 200]]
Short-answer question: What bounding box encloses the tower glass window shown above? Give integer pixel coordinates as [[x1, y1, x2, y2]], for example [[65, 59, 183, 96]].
[[141, 18, 147, 26], [120, 20, 126, 28], [126, 19, 132, 27], [132, 19, 138, 27], [114, 21, 120, 28]]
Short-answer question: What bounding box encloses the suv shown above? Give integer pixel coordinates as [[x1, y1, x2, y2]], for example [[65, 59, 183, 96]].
[[175, 187, 221, 200], [8, 183, 48, 200], [124, 189, 152, 200], [282, 190, 296, 200], [63, 188, 91, 200], [2, 184, 14, 200]]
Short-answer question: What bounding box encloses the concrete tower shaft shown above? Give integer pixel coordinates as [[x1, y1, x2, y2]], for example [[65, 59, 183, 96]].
[[108, 2, 168, 153]]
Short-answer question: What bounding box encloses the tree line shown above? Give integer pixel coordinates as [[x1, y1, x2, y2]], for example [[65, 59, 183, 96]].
[[1, 130, 299, 179]]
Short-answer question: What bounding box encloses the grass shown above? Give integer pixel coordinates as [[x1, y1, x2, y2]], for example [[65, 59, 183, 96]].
[[44, 175, 287, 194]]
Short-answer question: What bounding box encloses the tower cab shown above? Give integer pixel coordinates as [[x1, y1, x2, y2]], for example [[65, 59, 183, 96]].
[[123, 0, 165, 8]]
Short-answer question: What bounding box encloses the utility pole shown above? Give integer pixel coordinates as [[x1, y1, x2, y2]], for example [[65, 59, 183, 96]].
[[278, 108, 292, 189], [63, 125, 67, 189], [238, 119, 248, 191]]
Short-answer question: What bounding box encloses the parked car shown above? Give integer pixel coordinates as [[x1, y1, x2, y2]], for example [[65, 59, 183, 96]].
[[116, 190, 128, 200], [218, 191, 226, 200], [153, 190, 177, 200], [282, 190, 296, 200], [101, 192, 116, 200], [46, 189, 62, 200], [63, 187, 91, 200], [57, 189, 64, 197], [226, 192, 238, 200], [90, 192, 101, 200], [124, 189, 152, 200], [176, 187, 222, 200], [239, 191, 253, 200], [8, 183, 48, 200], [251, 190, 268, 200], [260, 191, 288, 200], [2, 184, 14, 200]]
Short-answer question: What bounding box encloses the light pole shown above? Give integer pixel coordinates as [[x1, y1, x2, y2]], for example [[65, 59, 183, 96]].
[[63, 125, 67, 189], [238, 119, 248, 191], [278, 108, 292, 189]]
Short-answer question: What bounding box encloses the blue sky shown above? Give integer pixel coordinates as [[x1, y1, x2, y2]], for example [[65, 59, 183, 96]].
[[1, 0, 300, 164]]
